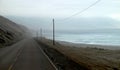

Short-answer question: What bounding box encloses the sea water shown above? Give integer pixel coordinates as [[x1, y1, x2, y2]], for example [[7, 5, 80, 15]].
[[55, 33, 120, 46]]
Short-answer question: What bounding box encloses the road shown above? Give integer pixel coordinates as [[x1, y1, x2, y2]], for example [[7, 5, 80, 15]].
[[0, 38, 57, 70]]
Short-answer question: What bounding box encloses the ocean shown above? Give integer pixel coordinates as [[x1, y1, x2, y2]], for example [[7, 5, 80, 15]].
[[55, 33, 120, 46]]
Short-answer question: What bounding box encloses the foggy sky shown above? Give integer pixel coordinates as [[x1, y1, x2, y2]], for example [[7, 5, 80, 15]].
[[0, 0, 120, 31]]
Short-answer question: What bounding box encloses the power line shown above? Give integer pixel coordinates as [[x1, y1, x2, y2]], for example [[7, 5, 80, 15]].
[[60, 0, 101, 21], [51, 0, 101, 44]]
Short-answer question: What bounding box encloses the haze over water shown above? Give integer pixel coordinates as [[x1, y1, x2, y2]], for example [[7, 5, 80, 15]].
[[1, 0, 120, 46], [55, 33, 120, 46]]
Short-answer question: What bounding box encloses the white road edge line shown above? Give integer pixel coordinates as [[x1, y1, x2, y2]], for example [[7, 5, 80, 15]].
[[37, 45, 58, 70]]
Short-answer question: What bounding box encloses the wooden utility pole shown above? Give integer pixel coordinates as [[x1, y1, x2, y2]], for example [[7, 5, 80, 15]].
[[53, 19, 55, 45], [40, 28, 42, 40], [36, 31, 38, 40]]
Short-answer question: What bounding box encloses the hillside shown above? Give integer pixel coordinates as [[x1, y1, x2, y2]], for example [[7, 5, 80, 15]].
[[0, 16, 29, 47]]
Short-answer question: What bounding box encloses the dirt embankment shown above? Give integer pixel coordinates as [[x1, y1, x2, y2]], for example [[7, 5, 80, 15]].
[[36, 38, 120, 70], [0, 16, 29, 47], [36, 38, 89, 70]]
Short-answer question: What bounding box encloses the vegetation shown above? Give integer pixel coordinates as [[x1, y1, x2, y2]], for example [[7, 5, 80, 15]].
[[0, 28, 14, 47], [0, 16, 29, 48], [37, 38, 120, 70]]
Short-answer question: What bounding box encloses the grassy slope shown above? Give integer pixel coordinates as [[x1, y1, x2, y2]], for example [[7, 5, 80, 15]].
[[39, 38, 120, 70], [0, 16, 28, 47]]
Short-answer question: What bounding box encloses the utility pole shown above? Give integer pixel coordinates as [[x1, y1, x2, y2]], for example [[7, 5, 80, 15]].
[[53, 18, 55, 45], [36, 31, 38, 40], [40, 28, 42, 40]]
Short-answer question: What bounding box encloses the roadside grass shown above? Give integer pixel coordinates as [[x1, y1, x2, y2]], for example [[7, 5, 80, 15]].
[[36, 38, 120, 70]]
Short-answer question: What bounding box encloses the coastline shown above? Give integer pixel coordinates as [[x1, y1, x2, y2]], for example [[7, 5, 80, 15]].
[[57, 40, 120, 50], [38, 38, 120, 70]]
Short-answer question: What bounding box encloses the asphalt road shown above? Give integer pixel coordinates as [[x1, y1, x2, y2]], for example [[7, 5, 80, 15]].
[[0, 38, 57, 70]]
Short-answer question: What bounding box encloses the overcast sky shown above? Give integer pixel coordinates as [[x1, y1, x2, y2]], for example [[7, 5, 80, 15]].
[[0, 0, 120, 31]]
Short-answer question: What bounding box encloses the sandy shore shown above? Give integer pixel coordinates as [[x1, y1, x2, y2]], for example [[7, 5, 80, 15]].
[[58, 40, 120, 50], [39, 38, 120, 70]]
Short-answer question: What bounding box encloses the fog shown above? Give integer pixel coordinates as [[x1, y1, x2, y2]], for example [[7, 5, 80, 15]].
[[1, 0, 120, 35], [6, 16, 120, 32]]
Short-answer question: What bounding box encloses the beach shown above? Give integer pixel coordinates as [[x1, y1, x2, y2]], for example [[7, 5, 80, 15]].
[[37, 38, 120, 70]]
